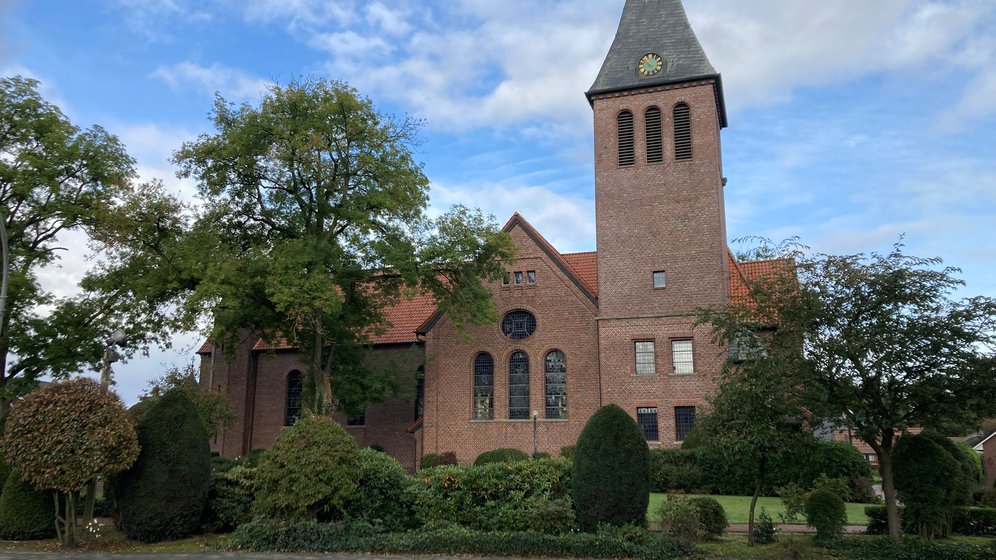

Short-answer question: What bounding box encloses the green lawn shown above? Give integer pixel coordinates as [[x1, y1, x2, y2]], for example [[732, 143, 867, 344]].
[[649, 493, 870, 525]]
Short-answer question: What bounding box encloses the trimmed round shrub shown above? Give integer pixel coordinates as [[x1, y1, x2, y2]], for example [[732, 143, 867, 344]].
[[0, 472, 56, 540], [343, 447, 415, 529], [571, 404, 651, 531], [657, 499, 703, 546], [894, 432, 960, 538], [113, 389, 212, 542], [474, 448, 530, 466], [688, 496, 727, 538], [420, 451, 458, 469], [254, 415, 360, 522], [804, 489, 847, 542]]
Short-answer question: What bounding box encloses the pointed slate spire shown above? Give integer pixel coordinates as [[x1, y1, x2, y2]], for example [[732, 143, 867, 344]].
[[587, 0, 726, 125]]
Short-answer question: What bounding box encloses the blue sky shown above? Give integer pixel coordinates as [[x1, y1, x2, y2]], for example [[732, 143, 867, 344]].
[[3, 0, 995, 404]]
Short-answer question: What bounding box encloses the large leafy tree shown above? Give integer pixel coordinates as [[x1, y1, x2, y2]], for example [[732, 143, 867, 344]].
[[0, 76, 139, 414], [716, 241, 996, 543], [171, 80, 515, 415], [691, 294, 811, 544]]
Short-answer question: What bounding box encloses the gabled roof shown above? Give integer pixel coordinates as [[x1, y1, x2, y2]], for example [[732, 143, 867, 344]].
[[974, 430, 996, 452], [587, 0, 728, 126], [561, 251, 598, 297], [728, 253, 795, 307], [503, 213, 598, 305]]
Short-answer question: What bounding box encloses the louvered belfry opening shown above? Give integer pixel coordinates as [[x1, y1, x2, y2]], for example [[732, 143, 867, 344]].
[[617, 110, 635, 167], [645, 106, 663, 163], [673, 103, 692, 160]]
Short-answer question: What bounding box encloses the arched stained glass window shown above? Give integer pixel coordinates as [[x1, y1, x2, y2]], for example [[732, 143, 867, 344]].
[[285, 370, 303, 426], [544, 350, 567, 419], [508, 352, 530, 420], [473, 353, 494, 420]]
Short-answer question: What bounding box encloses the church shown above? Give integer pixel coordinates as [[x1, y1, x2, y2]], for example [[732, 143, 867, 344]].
[[198, 0, 777, 472]]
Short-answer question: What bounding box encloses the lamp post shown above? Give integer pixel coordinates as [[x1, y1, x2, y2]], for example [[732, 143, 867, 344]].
[[100, 329, 127, 386], [532, 410, 539, 458]]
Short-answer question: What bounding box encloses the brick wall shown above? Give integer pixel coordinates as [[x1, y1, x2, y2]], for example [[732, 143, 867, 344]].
[[421, 224, 601, 464], [202, 342, 423, 472], [984, 437, 995, 488]]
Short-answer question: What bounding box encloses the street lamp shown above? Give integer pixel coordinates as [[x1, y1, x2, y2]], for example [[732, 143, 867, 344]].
[[100, 329, 127, 386]]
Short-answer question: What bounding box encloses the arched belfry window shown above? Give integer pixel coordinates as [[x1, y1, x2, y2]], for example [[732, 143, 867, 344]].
[[473, 353, 494, 420], [673, 103, 692, 160], [508, 352, 530, 420], [645, 107, 663, 164], [617, 110, 635, 167], [285, 370, 303, 426], [544, 350, 567, 419]]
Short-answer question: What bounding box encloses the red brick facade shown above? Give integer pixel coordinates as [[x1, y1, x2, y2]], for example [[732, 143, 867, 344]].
[[198, 0, 756, 471]]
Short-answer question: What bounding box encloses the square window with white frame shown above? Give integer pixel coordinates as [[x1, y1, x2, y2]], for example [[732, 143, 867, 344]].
[[635, 341, 655, 375], [671, 339, 693, 374]]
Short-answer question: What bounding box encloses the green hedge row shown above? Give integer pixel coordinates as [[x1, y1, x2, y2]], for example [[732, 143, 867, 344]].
[[652, 438, 875, 500], [410, 458, 574, 533], [829, 536, 996, 560], [865, 505, 996, 536], [230, 518, 692, 560]]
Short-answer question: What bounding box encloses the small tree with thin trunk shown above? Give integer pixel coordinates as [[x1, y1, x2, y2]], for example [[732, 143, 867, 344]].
[[0, 378, 139, 548]]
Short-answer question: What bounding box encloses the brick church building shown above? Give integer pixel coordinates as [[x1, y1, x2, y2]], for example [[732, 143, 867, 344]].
[[199, 0, 777, 472]]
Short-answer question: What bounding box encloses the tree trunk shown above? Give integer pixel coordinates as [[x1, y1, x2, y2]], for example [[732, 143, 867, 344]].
[[874, 436, 902, 545], [747, 454, 767, 546]]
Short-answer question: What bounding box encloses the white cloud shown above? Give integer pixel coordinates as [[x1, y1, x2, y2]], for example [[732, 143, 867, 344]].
[[366, 2, 412, 36], [151, 61, 272, 101], [242, 0, 357, 31], [113, 0, 213, 41], [430, 181, 594, 253]]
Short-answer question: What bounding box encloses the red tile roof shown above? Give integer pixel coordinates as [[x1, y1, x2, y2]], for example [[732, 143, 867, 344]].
[[561, 251, 598, 297]]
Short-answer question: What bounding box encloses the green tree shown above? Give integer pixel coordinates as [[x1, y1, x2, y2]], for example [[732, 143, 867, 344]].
[[571, 404, 650, 531], [141, 363, 234, 438], [171, 80, 514, 416], [0, 378, 139, 548], [113, 389, 212, 543], [696, 257, 814, 544], [719, 240, 996, 543], [0, 76, 139, 414]]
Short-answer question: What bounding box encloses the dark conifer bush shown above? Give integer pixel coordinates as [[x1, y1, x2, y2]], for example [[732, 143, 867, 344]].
[[894, 433, 960, 538], [805, 489, 847, 542], [113, 389, 212, 542], [571, 404, 650, 531], [0, 473, 56, 540], [474, 448, 530, 465]]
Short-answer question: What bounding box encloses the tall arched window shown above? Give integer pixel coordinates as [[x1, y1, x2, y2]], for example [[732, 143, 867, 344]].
[[473, 353, 494, 420], [617, 110, 635, 167], [508, 352, 530, 419], [544, 350, 567, 419], [645, 106, 663, 163], [673, 103, 692, 160], [285, 370, 303, 426]]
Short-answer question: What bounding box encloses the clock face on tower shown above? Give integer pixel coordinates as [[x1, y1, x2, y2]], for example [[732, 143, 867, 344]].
[[639, 53, 664, 77]]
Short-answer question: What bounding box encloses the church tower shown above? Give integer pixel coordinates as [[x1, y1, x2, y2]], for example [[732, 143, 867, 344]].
[[590, 0, 730, 445]]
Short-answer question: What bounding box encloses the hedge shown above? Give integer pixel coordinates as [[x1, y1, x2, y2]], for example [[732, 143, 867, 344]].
[[865, 505, 996, 536], [474, 448, 530, 466], [651, 438, 873, 500], [0, 473, 56, 540], [411, 458, 574, 534], [830, 536, 996, 560], [230, 518, 692, 559]]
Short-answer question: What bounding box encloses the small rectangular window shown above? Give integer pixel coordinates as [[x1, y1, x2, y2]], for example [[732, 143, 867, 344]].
[[346, 411, 366, 426], [653, 271, 666, 288], [526, 270, 536, 284], [637, 407, 659, 441], [514, 271, 523, 285], [674, 406, 695, 440], [501, 273, 511, 286], [672, 339, 693, 374], [635, 341, 655, 375]]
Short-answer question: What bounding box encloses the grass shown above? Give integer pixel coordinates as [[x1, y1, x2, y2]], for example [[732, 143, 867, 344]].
[[696, 533, 996, 559], [649, 493, 871, 525]]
